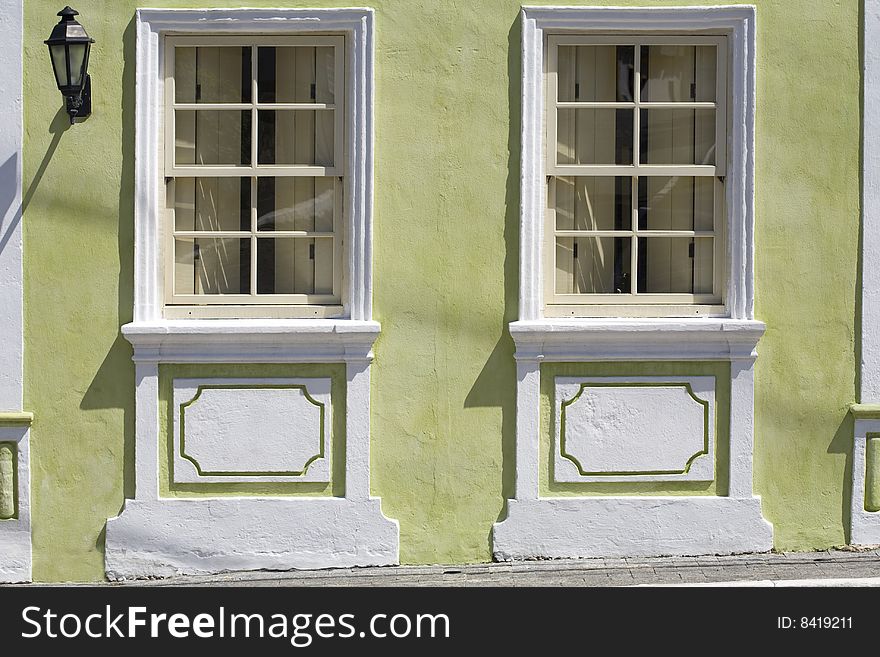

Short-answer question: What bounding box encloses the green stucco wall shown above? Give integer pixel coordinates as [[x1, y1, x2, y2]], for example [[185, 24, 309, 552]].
[[21, 0, 861, 581]]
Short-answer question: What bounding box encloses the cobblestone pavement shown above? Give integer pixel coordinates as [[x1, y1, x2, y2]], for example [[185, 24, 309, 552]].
[[126, 548, 880, 587]]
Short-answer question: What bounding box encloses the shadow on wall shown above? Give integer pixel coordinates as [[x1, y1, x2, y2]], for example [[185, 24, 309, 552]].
[[21, 108, 69, 218], [828, 413, 854, 544], [79, 15, 137, 507], [463, 15, 521, 558], [0, 153, 21, 256]]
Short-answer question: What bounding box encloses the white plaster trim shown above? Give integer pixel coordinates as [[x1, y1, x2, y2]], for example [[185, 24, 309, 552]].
[[553, 376, 715, 483], [850, 0, 880, 545], [510, 318, 765, 361], [172, 378, 332, 484], [494, 497, 772, 560], [106, 497, 398, 579], [122, 319, 380, 363], [0, 0, 29, 583], [0, 427, 30, 582], [852, 1, 880, 546], [109, 340, 399, 573], [134, 7, 375, 322], [108, 9, 398, 577], [497, 6, 769, 559], [851, 419, 880, 545], [518, 5, 756, 321], [862, 1, 880, 402]]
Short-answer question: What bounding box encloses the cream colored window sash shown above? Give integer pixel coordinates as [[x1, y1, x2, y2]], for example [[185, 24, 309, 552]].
[[544, 35, 728, 317], [162, 35, 345, 317]]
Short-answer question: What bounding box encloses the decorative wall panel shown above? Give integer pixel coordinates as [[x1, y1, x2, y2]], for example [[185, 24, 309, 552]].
[[173, 378, 331, 484], [554, 376, 714, 483]]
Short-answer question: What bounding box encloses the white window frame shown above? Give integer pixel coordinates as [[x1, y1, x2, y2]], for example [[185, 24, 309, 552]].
[[544, 34, 728, 316], [518, 5, 756, 322], [162, 34, 346, 316], [133, 9, 374, 324]]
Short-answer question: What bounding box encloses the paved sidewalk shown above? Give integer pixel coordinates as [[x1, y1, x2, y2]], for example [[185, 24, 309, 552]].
[[124, 548, 880, 587]]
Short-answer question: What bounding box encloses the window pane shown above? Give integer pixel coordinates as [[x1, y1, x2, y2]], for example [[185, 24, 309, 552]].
[[639, 108, 715, 165], [257, 238, 334, 295], [557, 109, 633, 165], [638, 177, 714, 231], [174, 238, 250, 295], [173, 178, 251, 232], [638, 237, 713, 294], [258, 46, 335, 104], [175, 110, 251, 166], [257, 110, 335, 166], [557, 45, 634, 102], [256, 177, 336, 232], [641, 45, 716, 103], [555, 176, 631, 231], [556, 236, 631, 294], [175, 47, 252, 104]]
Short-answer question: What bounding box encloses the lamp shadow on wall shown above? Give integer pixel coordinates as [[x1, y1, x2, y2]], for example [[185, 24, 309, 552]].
[[79, 16, 136, 511], [0, 154, 22, 257], [463, 17, 521, 558], [20, 108, 69, 218]]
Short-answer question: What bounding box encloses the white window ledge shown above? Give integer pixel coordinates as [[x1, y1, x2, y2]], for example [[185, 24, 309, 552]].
[[122, 320, 380, 363], [509, 318, 765, 361]]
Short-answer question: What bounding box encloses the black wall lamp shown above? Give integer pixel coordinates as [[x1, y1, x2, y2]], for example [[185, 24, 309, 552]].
[[45, 6, 94, 124]]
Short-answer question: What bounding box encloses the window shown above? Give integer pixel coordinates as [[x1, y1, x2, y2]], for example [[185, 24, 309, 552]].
[[545, 35, 727, 317], [163, 36, 345, 318]]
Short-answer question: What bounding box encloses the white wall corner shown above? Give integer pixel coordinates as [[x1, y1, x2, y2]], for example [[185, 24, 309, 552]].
[[0, 0, 30, 583], [497, 6, 769, 560], [851, 1, 880, 545], [861, 0, 880, 403]]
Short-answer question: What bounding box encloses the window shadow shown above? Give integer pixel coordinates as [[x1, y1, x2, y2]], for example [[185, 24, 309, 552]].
[[463, 15, 521, 560], [828, 413, 855, 545], [79, 17, 136, 511]]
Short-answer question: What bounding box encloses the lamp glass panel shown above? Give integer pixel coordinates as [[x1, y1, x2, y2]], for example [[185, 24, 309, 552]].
[[67, 43, 87, 88], [49, 45, 67, 87]]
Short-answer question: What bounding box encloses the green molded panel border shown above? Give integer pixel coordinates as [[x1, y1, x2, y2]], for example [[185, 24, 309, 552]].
[[0, 412, 33, 426], [866, 434, 880, 513], [559, 382, 710, 477], [541, 362, 730, 497], [159, 363, 346, 497], [0, 442, 18, 520], [851, 404, 880, 420], [179, 384, 326, 477]]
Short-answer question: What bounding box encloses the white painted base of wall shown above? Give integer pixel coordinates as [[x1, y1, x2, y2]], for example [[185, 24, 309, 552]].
[[850, 416, 880, 545], [0, 523, 30, 582], [492, 497, 772, 560], [105, 497, 399, 579], [0, 426, 30, 583]]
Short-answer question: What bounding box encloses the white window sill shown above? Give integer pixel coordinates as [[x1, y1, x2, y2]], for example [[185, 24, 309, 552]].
[[121, 319, 381, 363], [509, 317, 765, 362]]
